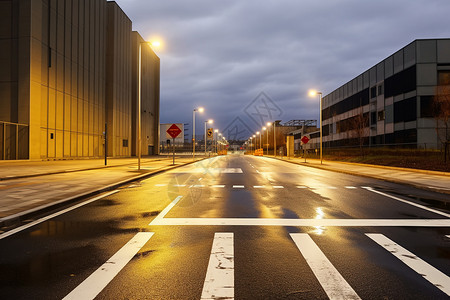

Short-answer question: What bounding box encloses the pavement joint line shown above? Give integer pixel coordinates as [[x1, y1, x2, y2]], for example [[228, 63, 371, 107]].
[[149, 218, 450, 227], [362, 186, 450, 218], [0, 190, 119, 240], [63, 232, 154, 300]]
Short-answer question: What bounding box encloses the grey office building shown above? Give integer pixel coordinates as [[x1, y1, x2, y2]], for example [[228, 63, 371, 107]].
[[0, 0, 160, 160], [322, 39, 450, 149]]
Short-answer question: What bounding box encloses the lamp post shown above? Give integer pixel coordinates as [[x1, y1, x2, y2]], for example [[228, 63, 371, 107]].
[[263, 126, 267, 155], [274, 122, 276, 157], [193, 107, 204, 160], [256, 131, 260, 150], [214, 129, 219, 154], [309, 90, 323, 164], [205, 119, 213, 156], [266, 122, 272, 156], [138, 40, 160, 170]]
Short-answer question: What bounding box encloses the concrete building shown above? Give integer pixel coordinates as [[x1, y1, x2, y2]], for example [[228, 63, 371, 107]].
[[322, 39, 450, 150], [0, 0, 159, 160]]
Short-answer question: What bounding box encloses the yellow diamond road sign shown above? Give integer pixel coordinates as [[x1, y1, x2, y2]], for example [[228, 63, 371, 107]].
[[207, 128, 213, 139]]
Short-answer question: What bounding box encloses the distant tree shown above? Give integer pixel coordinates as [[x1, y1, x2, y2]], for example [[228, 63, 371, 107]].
[[349, 108, 369, 156], [434, 77, 450, 161]]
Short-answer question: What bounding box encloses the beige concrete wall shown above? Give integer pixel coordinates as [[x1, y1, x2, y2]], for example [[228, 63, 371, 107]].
[[105, 1, 132, 157], [131, 31, 160, 156]]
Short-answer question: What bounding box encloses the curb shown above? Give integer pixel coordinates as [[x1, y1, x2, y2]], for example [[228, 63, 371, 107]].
[[0, 158, 203, 230], [265, 156, 450, 196]]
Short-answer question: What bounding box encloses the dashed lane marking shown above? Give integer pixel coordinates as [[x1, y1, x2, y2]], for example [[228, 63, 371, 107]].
[[345, 186, 357, 189], [253, 186, 265, 188], [296, 186, 308, 189], [201, 233, 234, 300], [273, 186, 284, 189], [233, 185, 245, 189], [211, 185, 225, 188], [367, 233, 450, 296], [155, 184, 167, 187], [63, 232, 154, 300], [290, 233, 361, 300]]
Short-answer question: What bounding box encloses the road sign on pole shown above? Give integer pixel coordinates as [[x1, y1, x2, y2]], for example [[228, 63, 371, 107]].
[[207, 128, 213, 140], [167, 124, 182, 139], [301, 136, 310, 144]]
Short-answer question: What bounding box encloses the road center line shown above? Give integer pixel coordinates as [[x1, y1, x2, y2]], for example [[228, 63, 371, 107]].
[[366, 233, 450, 296], [63, 232, 154, 300], [0, 190, 119, 240], [201, 232, 234, 300], [290, 233, 361, 300], [362, 187, 450, 218], [149, 196, 183, 225]]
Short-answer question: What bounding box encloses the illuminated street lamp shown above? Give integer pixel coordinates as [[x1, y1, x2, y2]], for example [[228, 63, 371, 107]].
[[138, 40, 160, 170], [205, 119, 213, 156], [266, 122, 272, 156], [256, 131, 260, 149], [214, 129, 219, 154], [309, 90, 323, 164], [263, 126, 267, 155], [193, 107, 204, 160]]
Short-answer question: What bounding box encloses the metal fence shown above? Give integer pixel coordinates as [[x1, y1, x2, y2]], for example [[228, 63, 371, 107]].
[[0, 121, 29, 160]]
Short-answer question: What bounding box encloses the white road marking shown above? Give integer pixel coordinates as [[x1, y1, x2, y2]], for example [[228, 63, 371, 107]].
[[253, 186, 265, 188], [175, 168, 243, 174], [211, 185, 225, 188], [345, 186, 357, 189], [296, 186, 308, 189], [174, 184, 186, 187], [447, 235, 450, 239], [363, 187, 450, 218], [290, 233, 361, 300], [256, 170, 261, 173], [233, 185, 245, 189], [192, 185, 205, 188], [0, 190, 119, 240], [155, 184, 167, 187], [366, 233, 450, 296], [327, 186, 337, 189], [273, 186, 284, 189], [149, 196, 183, 225], [63, 232, 154, 300], [199, 178, 203, 181], [150, 218, 450, 227], [201, 233, 234, 300]]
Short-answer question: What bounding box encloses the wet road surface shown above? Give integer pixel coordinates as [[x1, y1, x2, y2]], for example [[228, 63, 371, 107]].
[[0, 154, 449, 299]]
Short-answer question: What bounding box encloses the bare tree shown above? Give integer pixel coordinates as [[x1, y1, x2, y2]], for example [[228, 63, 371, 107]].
[[434, 78, 450, 161], [349, 108, 369, 156]]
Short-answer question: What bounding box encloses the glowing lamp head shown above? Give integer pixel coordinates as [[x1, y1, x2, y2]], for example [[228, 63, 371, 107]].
[[198, 107, 204, 113], [267, 122, 272, 126], [208, 119, 213, 124]]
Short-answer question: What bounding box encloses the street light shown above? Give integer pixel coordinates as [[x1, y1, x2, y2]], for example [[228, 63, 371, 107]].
[[138, 40, 160, 170], [256, 132, 260, 150], [309, 90, 323, 164], [205, 119, 213, 156], [214, 129, 219, 154], [266, 122, 272, 156], [193, 107, 204, 160], [263, 126, 267, 155]]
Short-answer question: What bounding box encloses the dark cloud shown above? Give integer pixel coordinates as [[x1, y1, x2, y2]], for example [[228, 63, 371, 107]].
[[116, 0, 450, 139]]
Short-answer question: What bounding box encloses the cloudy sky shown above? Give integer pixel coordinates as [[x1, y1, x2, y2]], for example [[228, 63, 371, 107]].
[[115, 0, 450, 140]]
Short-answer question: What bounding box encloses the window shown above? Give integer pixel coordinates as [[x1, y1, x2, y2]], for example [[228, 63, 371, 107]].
[[420, 96, 434, 118], [122, 139, 128, 147], [371, 86, 377, 98], [377, 84, 384, 96], [377, 110, 385, 121], [394, 97, 417, 123]]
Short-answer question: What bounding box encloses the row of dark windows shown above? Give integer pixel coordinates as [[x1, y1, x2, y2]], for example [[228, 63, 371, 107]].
[[384, 65, 416, 98], [394, 97, 417, 123], [322, 129, 417, 148], [323, 65, 417, 121], [323, 88, 369, 120]]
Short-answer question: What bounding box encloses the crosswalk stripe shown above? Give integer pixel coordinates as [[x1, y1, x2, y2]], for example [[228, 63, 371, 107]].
[[63, 232, 154, 300], [366, 233, 450, 296], [201, 233, 234, 300], [290, 233, 361, 300]]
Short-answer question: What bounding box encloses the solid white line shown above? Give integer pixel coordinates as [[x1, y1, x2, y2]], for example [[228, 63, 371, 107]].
[[150, 218, 450, 227], [366, 233, 450, 296], [201, 232, 234, 300], [273, 186, 284, 189], [290, 233, 361, 300], [148, 196, 183, 225], [363, 187, 450, 218], [0, 190, 119, 240], [233, 185, 245, 189], [63, 232, 154, 300], [211, 185, 225, 188]]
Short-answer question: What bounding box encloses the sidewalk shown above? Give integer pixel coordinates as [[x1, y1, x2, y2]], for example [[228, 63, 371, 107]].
[[0, 155, 204, 229], [269, 155, 450, 195]]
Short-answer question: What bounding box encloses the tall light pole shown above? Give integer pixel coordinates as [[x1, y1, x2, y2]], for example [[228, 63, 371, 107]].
[[274, 122, 276, 157], [252, 134, 256, 154], [193, 107, 204, 160], [214, 129, 219, 154], [263, 126, 267, 155], [138, 40, 160, 170], [309, 90, 323, 164], [256, 131, 260, 149], [205, 119, 213, 156], [266, 122, 272, 156]]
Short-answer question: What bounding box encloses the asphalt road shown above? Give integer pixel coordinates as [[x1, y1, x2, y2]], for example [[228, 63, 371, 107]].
[[0, 154, 449, 299]]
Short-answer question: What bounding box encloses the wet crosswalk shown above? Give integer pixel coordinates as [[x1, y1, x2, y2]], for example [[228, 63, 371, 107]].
[[153, 183, 367, 190], [63, 231, 450, 300]]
